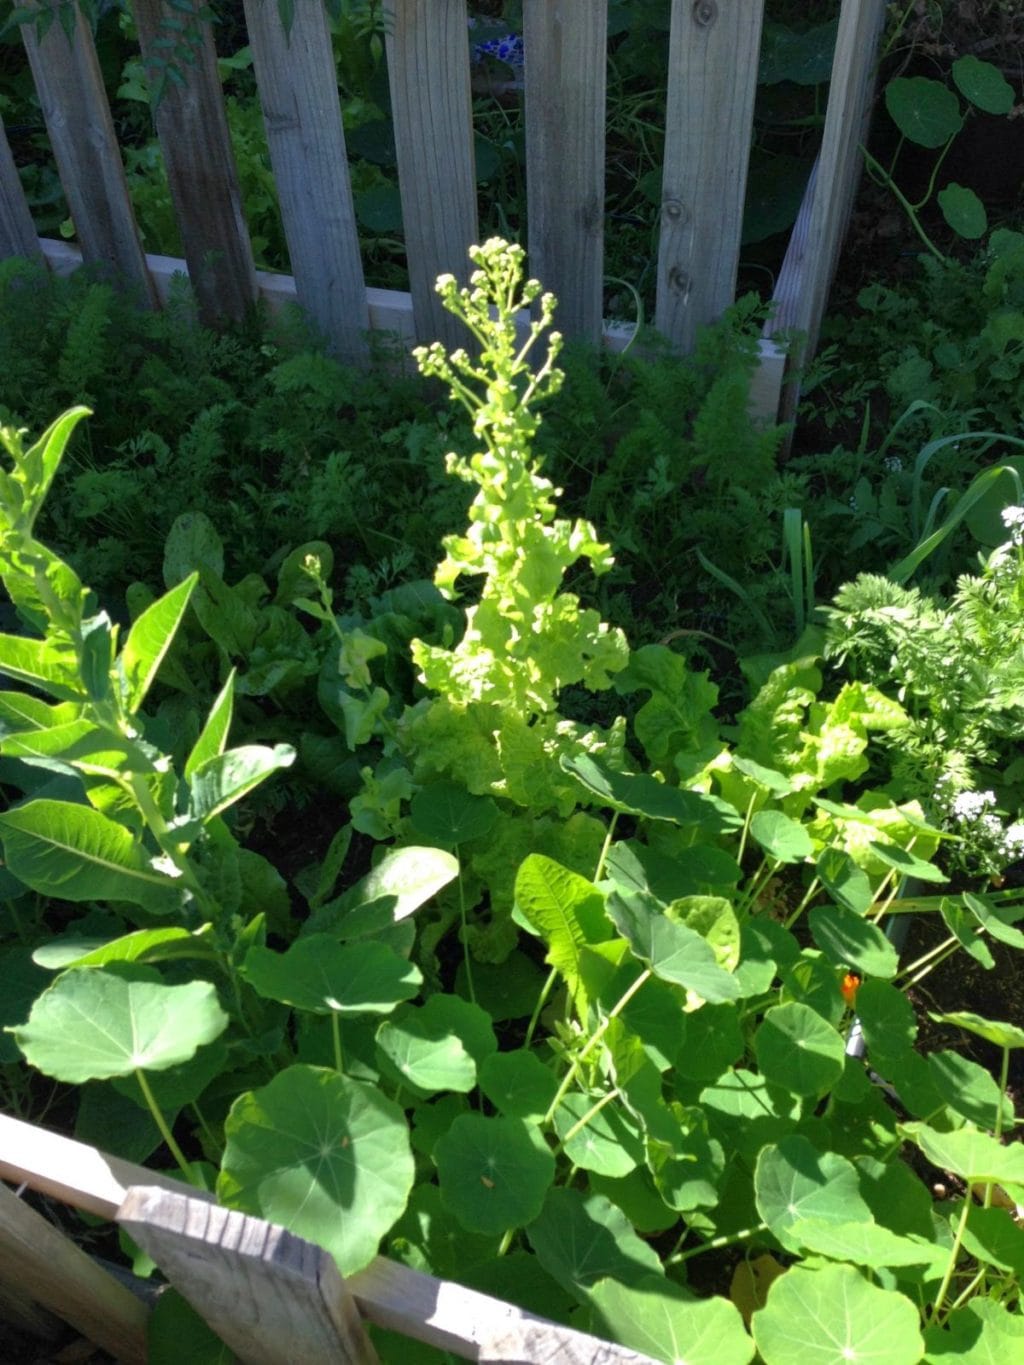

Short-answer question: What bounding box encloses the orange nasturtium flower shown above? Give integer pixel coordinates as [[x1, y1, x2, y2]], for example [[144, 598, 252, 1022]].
[[840, 971, 862, 1008]]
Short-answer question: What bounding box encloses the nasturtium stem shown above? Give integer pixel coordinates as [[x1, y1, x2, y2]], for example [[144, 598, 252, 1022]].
[[929, 1192, 973, 1326], [496, 1227, 515, 1258], [523, 967, 558, 1051], [456, 861, 475, 1005], [784, 874, 821, 931], [543, 969, 652, 1127], [668, 1222, 770, 1265], [592, 812, 619, 885], [136, 1068, 195, 1184], [332, 1013, 344, 1074], [896, 935, 958, 985]]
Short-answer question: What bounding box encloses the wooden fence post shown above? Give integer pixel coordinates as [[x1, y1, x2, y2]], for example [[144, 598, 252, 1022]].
[[0, 1180, 149, 1363], [118, 1185, 378, 1365], [243, 0, 370, 364], [18, 2, 154, 301], [133, 0, 258, 325], [386, 0, 478, 347], [523, 0, 607, 344], [766, 0, 888, 422], [0, 115, 44, 264], [656, 0, 765, 353]]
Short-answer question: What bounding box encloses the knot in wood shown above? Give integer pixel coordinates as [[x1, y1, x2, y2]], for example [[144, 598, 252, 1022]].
[[667, 265, 692, 300], [662, 198, 689, 226], [692, 0, 718, 26]]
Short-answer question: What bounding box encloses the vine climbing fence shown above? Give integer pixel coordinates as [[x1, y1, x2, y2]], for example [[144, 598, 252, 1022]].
[[0, 0, 888, 420]]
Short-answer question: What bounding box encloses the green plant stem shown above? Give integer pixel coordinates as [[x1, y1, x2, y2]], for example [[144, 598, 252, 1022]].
[[667, 1222, 769, 1265], [555, 1088, 620, 1153], [542, 969, 652, 1127], [593, 812, 619, 885], [523, 967, 558, 1051], [860, 145, 947, 263], [902, 939, 963, 989], [496, 1226, 515, 1257], [332, 1012, 344, 1074], [136, 1068, 195, 1184], [456, 862, 475, 1005], [784, 874, 822, 931], [895, 934, 958, 985], [736, 793, 758, 869], [928, 1192, 973, 1326]]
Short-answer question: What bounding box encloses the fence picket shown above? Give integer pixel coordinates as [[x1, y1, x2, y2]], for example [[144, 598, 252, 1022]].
[[0, 1180, 149, 1364], [386, 0, 478, 347], [18, 3, 154, 301], [766, 0, 887, 418], [133, 0, 257, 324], [656, 0, 765, 351], [0, 116, 42, 264], [523, 0, 607, 343], [244, 0, 369, 363], [118, 1186, 378, 1365]]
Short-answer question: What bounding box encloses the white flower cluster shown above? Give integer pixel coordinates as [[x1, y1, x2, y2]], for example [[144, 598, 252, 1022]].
[[1001, 504, 1024, 546], [882, 455, 903, 473], [944, 784, 1024, 875]]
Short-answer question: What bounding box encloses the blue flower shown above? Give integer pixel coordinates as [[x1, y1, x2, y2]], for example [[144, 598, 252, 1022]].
[[473, 33, 525, 69]]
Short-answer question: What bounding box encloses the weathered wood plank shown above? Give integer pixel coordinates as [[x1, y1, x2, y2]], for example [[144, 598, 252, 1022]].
[[523, 0, 607, 343], [118, 1186, 377, 1365], [18, 2, 154, 299], [1, 1115, 658, 1364], [0, 1179, 148, 1363], [385, 0, 478, 347], [133, 0, 257, 324], [766, 0, 887, 422], [0, 114, 44, 263], [656, 0, 765, 352], [243, 0, 369, 363]]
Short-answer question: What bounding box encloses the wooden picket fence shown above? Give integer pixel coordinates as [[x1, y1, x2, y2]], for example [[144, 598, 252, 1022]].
[[0, 0, 888, 422], [0, 1112, 663, 1363]]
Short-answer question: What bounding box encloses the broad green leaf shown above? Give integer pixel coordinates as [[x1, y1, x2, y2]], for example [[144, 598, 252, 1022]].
[[0, 691, 79, 734], [952, 55, 1014, 114], [189, 743, 295, 823], [0, 799, 182, 911], [676, 1003, 745, 1083], [515, 854, 610, 1007], [929, 1009, 1024, 1050], [375, 994, 495, 1095], [119, 574, 198, 714], [647, 1126, 725, 1213], [219, 1063, 413, 1275], [753, 1001, 846, 1096], [758, 18, 837, 85], [587, 1168, 677, 1235], [938, 183, 987, 240], [184, 670, 235, 780], [242, 936, 422, 1015], [478, 1050, 559, 1121], [0, 633, 83, 701], [11, 968, 228, 1082], [808, 903, 900, 979], [32, 927, 215, 971], [560, 753, 741, 832], [900, 1122, 1024, 1184], [786, 1217, 947, 1274], [750, 810, 813, 863], [306, 845, 459, 938], [586, 1275, 753, 1365], [959, 1206, 1024, 1278], [816, 847, 874, 915], [925, 1300, 1024, 1364], [455, 950, 546, 1022], [163, 510, 224, 586], [389, 1183, 499, 1281], [0, 945, 49, 1063], [869, 840, 946, 883], [2, 720, 155, 780], [20, 406, 92, 518], [527, 1189, 663, 1300], [553, 1092, 645, 1177], [938, 898, 995, 969], [962, 892, 1024, 949], [148, 1289, 232, 1365], [855, 979, 918, 1066], [409, 781, 498, 845], [926, 1050, 1015, 1129], [755, 1136, 871, 1250], [113, 1037, 228, 1114], [752, 1262, 923, 1365], [886, 76, 962, 147], [435, 1113, 554, 1236], [606, 889, 740, 1002]]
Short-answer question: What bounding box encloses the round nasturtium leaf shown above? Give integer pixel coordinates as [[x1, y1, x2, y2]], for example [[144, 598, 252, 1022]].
[[435, 1113, 555, 1236], [885, 76, 962, 148], [952, 54, 1015, 114], [241, 935, 422, 1015], [553, 1092, 645, 1177], [755, 1136, 872, 1252], [900, 1121, 1024, 1185], [752, 1262, 923, 1365], [938, 183, 987, 240], [526, 1188, 663, 1297], [930, 1008, 1024, 1051], [11, 967, 228, 1082], [218, 1064, 413, 1276], [409, 780, 498, 845], [585, 1274, 754, 1365], [750, 810, 814, 864], [479, 1050, 559, 1121], [753, 1001, 846, 1096], [808, 903, 899, 979]]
